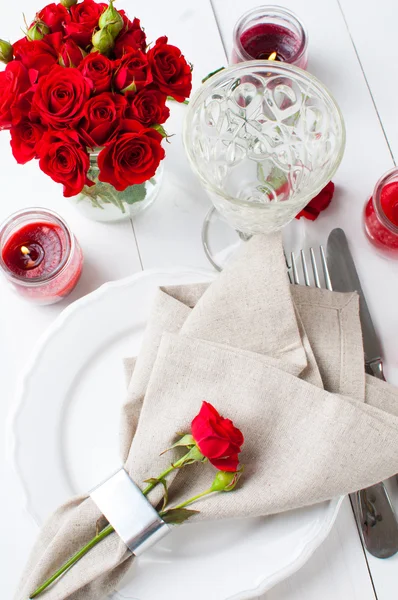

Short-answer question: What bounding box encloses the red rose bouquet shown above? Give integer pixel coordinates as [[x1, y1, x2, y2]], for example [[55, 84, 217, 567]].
[[0, 0, 192, 215]]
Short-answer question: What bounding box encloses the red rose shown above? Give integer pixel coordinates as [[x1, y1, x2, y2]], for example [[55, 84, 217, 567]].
[[295, 181, 335, 221], [59, 39, 86, 68], [80, 92, 127, 148], [98, 119, 165, 190], [0, 62, 31, 129], [127, 88, 169, 126], [37, 129, 92, 197], [114, 50, 152, 93], [36, 3, 71, 33], [65, 0, 107, 48], [13, 33, 61, 77], [191, 402, 244, 472], [78, 53, 113, 93], [147, 36, 192, 102], [114, 17, 147, 58], [31, 66, 92, 128], [10, 119, 44, 164]]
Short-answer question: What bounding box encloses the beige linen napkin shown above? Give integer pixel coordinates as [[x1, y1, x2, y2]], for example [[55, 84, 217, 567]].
[[17, 234, 398, 600]]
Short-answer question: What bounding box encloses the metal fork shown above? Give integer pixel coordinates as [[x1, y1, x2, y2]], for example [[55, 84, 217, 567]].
[[286, 246, 332, 290], [286, 246, 398, 559]]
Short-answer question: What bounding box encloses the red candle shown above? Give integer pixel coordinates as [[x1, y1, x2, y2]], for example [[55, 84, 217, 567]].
[[364, 168, 398, 258], [232, 6, 308, 69], [0, 208, 83, 304]]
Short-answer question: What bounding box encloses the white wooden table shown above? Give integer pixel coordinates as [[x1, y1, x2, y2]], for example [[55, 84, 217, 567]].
[[1, 1, 398, 598]]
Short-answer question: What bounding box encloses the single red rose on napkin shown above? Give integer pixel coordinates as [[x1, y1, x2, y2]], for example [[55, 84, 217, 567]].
[[10, 119, 44, 164], [148, 36, 192, 102], [98, 119, 165, 190], [78, 53, 113, 93], [31, 65, 92, 128], [65, 0, 107, 48], [114, 17, 147, 58], [36, 3, 71, 33], [191, 401, 244, 472], [295, 181, 335, 221], [37, 129, 92, 197], [127, 88, 170, 126], [0, 61, 31, 128], [80, 93, 127, 148], [114, 50, 153, 93]]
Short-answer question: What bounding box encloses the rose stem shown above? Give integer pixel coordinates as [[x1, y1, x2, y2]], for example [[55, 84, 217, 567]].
[[29, 451, 196, 599]]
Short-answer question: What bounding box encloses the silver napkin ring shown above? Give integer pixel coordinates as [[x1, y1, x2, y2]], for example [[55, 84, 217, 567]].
[[90, 468, 170, 556]]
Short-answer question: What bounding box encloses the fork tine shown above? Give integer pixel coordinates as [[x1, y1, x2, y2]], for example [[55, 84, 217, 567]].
[[284, 250, 291, 269], [290, 252, 300, 284], [320, 246, 333, 291], [300, 250, 310, 286], [310, 248, 321, 288]]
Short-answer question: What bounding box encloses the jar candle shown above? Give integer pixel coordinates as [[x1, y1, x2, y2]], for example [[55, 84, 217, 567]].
[[0, 208, 83, 304], [231, 6, 308, 69], [364, 168, 398, 258]]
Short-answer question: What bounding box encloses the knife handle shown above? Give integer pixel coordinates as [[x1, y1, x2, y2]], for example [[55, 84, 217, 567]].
[[366, 359, 385, 381]]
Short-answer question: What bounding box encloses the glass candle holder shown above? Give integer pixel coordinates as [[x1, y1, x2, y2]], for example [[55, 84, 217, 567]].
[[183, 61, 345, 270], [364, 168, 398, 258], [231, 5, 308, 69], [0, 208, 83, 304]]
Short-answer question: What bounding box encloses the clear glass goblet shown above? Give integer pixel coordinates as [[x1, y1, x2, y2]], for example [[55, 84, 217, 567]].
[[183, 61, 346, 270]]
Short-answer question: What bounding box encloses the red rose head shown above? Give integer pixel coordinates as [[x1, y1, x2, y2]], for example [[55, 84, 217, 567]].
[[114, 17, 147, 58], [65, 0, 108, 48], [0, 61, 31, 129], [147, 36, 192, 102], [295, 181, 335, 221], [80, 92, 127, 148], [98, 119, 165, 191], [37, 129, 92, 197], [191, 401, 244, 472], [10, 119, 44, 164], [31, 65, 92, 129], [78, 52, 113, 93], [127, 88, 169, 126], [114, 50, 152, 93], [13, 33, 61, 77], [36, 3, 71, 33], [59, 39, 86, 68]]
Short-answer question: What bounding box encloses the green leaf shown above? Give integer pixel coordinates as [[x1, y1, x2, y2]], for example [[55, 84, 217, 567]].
[[123, 183, 146, 205], [152, 124, 169, 138], [161, 508, 199, 525], [160, 434, 196, 456]]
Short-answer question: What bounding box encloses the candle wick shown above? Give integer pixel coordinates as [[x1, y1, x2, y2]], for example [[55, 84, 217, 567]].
[[20, 245, 30, 256]]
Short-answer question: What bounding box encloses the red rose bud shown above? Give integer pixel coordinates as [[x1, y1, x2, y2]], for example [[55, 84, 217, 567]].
[[92, 26, 115, 55], [59, 39, 86, 67], [191, 401, 244, 472], [98, 0, 124, 38], [27, 21, 50, 41], [0, 39, 13, 63], [60, 0, 78, 6], [210, 469, 243, 493]]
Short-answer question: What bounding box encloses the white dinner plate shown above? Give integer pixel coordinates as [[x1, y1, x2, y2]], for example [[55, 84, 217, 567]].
[[9, 268, 342, 600]]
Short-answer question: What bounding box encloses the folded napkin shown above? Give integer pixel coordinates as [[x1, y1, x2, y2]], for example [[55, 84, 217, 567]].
[[17, 234, 398, 600]]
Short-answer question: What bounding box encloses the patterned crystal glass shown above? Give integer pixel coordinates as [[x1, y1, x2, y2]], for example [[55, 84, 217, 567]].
[[183, 61, 345, 267]]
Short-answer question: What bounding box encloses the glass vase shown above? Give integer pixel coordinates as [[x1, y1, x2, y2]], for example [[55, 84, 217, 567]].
[[70, 152, 164, 223]]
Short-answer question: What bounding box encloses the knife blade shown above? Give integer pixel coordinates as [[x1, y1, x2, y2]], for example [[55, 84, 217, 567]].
[[326, 227, 398, 558], [327, 228, 383, 372]]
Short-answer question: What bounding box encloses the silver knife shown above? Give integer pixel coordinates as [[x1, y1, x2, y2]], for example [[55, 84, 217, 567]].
[[327, 228, 398, 558]]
